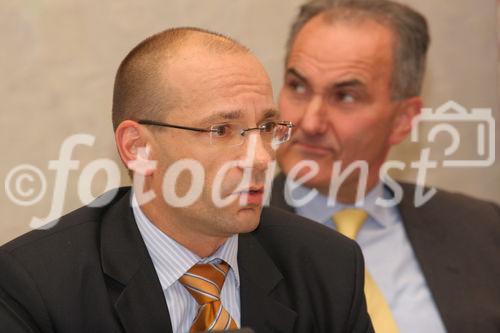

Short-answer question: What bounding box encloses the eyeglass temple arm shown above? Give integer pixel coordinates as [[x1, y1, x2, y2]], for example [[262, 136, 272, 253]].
[[137, 119, 212, 133]]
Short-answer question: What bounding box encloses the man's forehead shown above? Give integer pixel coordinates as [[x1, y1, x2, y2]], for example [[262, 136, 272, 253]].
[[287, 17, 394, 84], [292, 15, 395, 60], [168, 51, 270, 90], [157, 41, 275, 124]]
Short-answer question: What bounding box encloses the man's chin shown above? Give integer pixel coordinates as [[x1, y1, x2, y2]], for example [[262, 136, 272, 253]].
[[234, 207, 262, 233], [283, 164, 333, 189]]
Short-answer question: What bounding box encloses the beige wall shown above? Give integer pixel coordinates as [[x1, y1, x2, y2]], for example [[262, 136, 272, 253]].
[[1, 0, 498, 244]]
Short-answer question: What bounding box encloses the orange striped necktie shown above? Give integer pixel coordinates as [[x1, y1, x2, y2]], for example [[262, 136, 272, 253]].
[[179, 261, 238, 332]]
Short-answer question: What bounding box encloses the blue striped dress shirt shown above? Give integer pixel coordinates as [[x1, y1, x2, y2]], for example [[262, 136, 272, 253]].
[[132, 194, 241, 333], [290, 182, 446, 333]]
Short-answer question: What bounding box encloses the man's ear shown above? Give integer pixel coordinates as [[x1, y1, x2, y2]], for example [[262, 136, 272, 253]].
[[388, 96, 422, 145], [115, 120, 156, 176]]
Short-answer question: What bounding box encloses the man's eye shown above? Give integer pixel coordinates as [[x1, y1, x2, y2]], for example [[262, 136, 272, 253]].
[[337, 91, 355, 103], [211, 124, 233, 137], [288, 80, 306, 94], [260, 121, 277, 133]]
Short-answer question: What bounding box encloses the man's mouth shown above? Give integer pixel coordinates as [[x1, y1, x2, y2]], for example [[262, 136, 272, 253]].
[[237, 186, 265, 206]]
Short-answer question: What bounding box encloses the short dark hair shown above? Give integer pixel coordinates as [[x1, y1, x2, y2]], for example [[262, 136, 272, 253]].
[[286, 0, 430, 99], [111, 27, 249, 131]]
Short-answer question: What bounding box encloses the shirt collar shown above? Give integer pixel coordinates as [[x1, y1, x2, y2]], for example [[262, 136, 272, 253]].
[[131, 193, 240, 291], [292, 182, 399, 228]]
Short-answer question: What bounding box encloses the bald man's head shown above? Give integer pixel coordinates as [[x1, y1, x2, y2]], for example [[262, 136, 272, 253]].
[[111, 27, 250, 131]]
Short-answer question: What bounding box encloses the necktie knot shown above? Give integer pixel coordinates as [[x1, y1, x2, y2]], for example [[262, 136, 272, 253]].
[[179, 261, 230, 305], [332, 208, 368, 240], [179, 261, 238, 332]]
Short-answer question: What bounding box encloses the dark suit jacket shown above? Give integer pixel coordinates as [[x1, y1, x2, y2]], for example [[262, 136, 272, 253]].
[[0, 187, 373, 333], [271, 173, 500, 332]]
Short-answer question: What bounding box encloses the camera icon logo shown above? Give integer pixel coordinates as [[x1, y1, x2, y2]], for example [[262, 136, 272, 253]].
[[411, 100, 495, 167]]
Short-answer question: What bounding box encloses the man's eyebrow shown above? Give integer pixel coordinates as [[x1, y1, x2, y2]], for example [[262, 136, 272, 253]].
[[199, 110, 243, 125], [332, 79, 365, 89], [262, 108, 280, 120], [285, 68, 307, 83], [286, 68, 365, 90], [198, 108, 280, 126]]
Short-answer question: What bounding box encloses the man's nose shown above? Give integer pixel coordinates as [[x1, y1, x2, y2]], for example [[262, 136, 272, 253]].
[[238, 133, 273, 172], [300, 94, 328, 135]]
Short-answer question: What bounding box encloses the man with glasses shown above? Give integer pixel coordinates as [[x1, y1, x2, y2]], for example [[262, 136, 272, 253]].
[[0, 28, 373, 333], [271, 0, 500, 332]]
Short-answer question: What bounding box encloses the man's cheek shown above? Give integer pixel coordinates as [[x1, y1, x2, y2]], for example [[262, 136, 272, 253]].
[[209, 166, 241, 196]]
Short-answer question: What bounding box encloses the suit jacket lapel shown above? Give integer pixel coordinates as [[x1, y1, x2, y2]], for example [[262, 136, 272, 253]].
[[100, 189, 173, 333], [238, 231, 297, 333], [397, 183, 460, 332]]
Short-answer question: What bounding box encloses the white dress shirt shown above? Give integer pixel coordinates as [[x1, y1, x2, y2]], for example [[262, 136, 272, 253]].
[[132, 194, 241, 333]]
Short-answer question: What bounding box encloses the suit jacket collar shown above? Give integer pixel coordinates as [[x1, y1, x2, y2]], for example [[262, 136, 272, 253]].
[[100, 188, 173, 333]]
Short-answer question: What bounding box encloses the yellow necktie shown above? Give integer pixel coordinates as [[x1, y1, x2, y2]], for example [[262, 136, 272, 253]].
[[333, 208, 400, 333], [179, 261, 238, 332]]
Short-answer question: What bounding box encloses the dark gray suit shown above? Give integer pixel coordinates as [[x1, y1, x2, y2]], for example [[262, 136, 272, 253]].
[[271, 173, 500, 332], [0, 187, 373, 333]]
